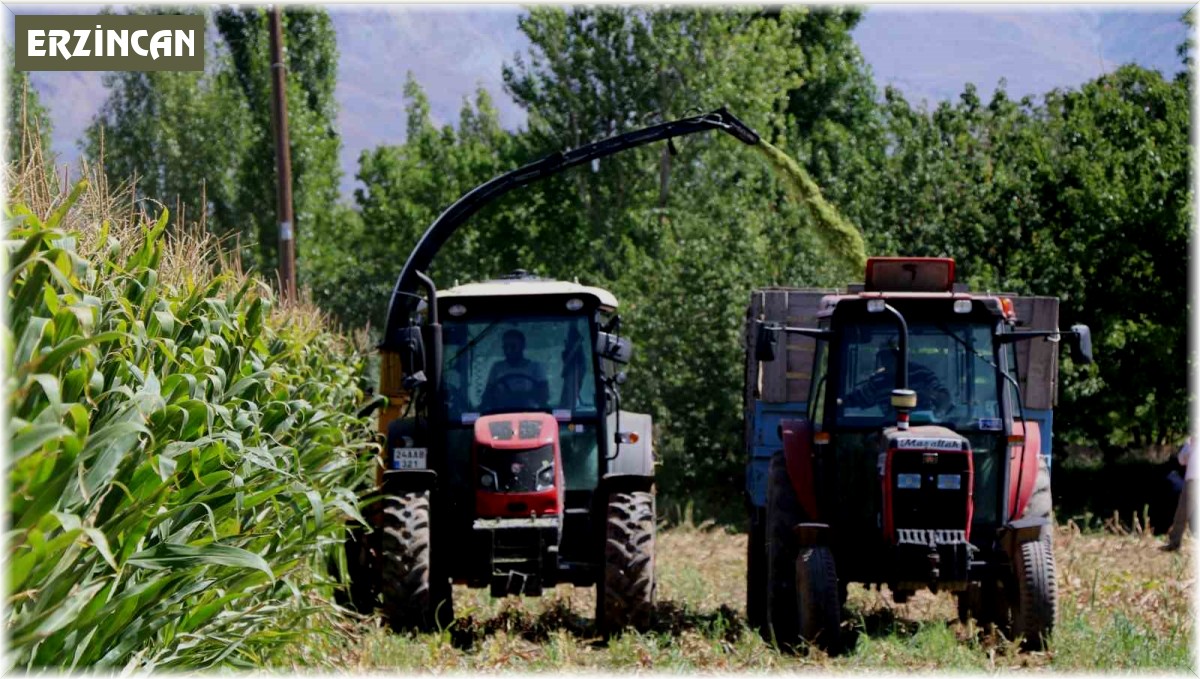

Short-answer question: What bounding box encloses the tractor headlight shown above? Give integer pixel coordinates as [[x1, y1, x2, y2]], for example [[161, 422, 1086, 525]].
[[480, 469, 496, 489], [896, 473, 921, 489], [536, 463, 555, 491], [937, 474, 962, 490]]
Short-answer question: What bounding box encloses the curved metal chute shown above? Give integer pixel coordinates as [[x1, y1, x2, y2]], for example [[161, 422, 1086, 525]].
[[381, 106, 761, 348]]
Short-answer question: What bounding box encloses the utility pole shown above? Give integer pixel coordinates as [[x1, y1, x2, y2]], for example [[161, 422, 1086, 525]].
[[268, 5, 296, 301]]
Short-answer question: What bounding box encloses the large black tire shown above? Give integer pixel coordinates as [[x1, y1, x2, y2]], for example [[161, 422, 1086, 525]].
[[379, 491, 453, 632], [746, 509, 767, 632], [1012, 538, 1057, 650], [598, 491, 656, 634], [796, 545, 842, 653], [765, 453, 802, 648]]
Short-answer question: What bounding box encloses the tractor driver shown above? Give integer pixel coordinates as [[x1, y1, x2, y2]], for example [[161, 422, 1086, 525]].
[[844, 342, 952, 415], [482, 329, 550, 411]]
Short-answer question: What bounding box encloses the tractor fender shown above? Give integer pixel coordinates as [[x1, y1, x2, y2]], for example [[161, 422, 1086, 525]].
[[1000, 516, 1050, 556], [781, 418, 818, 521], [606, 411, 654, 478], [382, 469, 438, 495], [599, 473, 655, 497], [792, 522, 832, 547], [1007, 420, 1042, 521]]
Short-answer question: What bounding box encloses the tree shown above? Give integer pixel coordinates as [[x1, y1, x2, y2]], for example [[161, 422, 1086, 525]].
[[215, 7, 342, 273], [83, 65, 249, 236], [306, 77, 521, 331]]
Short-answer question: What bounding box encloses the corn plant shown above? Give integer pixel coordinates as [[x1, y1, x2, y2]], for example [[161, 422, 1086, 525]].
[[6, 182, 376, 669]]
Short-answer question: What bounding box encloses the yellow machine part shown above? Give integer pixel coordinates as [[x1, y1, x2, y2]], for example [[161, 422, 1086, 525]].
[[376, 350, 412, 486]]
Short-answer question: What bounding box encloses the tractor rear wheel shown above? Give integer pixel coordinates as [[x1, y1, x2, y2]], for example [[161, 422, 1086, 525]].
[[1012, 538, 1057, 650], [796, 545, 842, 653], [765, 453, 802, 648], [598, 491, 656, 634], [746, 509, 767, 632], [379, 490, 453, 632]]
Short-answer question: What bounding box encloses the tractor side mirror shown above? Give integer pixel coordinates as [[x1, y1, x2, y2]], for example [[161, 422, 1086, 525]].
[[597, 331, 633, 364], [1070, 324, 1094, 365], [755, 322, 779, 362], [398, 326, 426, 376]]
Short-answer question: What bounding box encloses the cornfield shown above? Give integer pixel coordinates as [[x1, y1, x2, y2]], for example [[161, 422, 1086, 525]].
[[6, 167, 376, 669]]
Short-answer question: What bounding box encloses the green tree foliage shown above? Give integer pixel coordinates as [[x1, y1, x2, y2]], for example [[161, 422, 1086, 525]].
[[836, 65, 1189, 454], [215, 6, 342, 272], [305, 76, 521, 331], [84, 8, 342, 273], [6, 57, 54, 166], [84, 65, 249, 238]]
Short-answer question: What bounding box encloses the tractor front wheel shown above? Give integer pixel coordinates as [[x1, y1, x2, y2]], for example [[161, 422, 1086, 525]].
[[598, 491, 656, 634], [379, 490, 453, 632], [1011, 538, 1057, 650], [796, 545, 842, 653]]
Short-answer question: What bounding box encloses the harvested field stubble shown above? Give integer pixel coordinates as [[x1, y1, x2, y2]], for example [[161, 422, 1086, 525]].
[[291, 521, 1193, 671]]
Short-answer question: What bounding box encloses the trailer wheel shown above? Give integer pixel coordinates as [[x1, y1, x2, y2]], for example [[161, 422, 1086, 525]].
[[765, 453, 801, 648], [379, 490, 453, 632], [598, 491, 656, 634], [1012, 539, 1057, 650], [746, 508, 767, 632], [796, 545, 842, 653]]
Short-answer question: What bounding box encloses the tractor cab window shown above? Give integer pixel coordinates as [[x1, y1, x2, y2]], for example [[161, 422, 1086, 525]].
[[837, 321, 1000, 430], [442, 313, 597, 420]]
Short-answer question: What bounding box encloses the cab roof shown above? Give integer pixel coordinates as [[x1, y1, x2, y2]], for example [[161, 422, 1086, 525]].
[[440, 272, 618, 311]]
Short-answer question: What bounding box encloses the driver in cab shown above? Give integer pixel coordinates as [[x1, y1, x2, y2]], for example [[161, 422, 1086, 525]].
[[482, 329, 550, 410], [844, 342, 951, 415]]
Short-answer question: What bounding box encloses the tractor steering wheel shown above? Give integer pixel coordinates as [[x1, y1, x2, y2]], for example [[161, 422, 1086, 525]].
[[488, 373, 544, 409]]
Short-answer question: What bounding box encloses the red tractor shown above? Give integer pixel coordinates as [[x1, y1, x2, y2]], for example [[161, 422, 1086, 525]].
[[744, 257, 1093, 652]]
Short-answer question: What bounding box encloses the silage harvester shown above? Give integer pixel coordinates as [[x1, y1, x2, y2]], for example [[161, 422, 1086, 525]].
[[340, 108, 765, 633]]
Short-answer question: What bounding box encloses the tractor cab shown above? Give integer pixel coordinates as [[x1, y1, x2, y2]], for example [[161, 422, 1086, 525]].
[[436, 271, 624, 495], [746, 257, 1093, 653]]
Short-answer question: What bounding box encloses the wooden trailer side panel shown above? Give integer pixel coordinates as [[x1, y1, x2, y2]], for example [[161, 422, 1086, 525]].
[[744, 288, 828, 405], [1011, 296, 1060, 410]]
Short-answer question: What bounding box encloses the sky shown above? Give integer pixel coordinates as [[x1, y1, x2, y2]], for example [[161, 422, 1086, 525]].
[[4, 3, 1191, 197]]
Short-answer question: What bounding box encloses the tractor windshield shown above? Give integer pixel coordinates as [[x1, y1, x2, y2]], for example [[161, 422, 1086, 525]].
[[442, 314, 597, 420], [837, 321, 1000, 431]]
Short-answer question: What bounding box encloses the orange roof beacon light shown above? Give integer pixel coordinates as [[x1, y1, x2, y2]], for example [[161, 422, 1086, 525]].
[[865, 257, 956, 293], [999, 297, 1016, 320]]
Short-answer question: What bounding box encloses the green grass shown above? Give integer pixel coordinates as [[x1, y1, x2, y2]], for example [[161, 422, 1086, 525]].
[[283, 523, 1193, 672]]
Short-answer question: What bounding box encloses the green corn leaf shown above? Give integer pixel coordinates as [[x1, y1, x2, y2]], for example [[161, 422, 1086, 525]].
[[127, 542, 273, 580], [10, 421, 72, 461]]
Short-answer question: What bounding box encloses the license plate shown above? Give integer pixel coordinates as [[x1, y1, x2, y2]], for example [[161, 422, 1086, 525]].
[[392, 447, 427, 470]]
